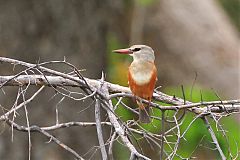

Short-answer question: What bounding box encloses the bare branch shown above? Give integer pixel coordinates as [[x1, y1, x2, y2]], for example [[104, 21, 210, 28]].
[[5, 118, 85, 160], [1, 75, 239, 115], [0, 85, 45, 121], [202, 117, 226, 160], [0, 57, 239, 159], [99, 82, 151, 160], [108, 132, 117, 160], [95, 99, 108, 160]]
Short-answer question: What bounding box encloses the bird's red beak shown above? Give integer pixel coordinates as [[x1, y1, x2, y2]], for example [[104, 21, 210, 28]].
[[112, 48, 133, 54]]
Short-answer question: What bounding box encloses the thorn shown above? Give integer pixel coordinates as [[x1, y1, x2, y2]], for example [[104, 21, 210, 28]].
[[173, 95, 176, 100], [101, 71, 105, 82], [37, 57, 41, 65]]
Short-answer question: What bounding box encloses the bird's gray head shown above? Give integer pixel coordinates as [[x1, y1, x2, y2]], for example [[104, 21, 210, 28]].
[[129, 45, 155, 62], [113, 44, 155, 62]]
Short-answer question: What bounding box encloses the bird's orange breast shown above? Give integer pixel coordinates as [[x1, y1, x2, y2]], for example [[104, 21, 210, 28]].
[[128, 61, 157, 101]]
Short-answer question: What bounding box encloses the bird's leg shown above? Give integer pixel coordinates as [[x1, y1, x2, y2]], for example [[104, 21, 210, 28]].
[[139, 98, 151, 117], [136, 98, 143, 109], [145, 98, 152, 114], [147, 99, 151, 108], [146, 100, 151, 118], [132, 96, 137, 103]]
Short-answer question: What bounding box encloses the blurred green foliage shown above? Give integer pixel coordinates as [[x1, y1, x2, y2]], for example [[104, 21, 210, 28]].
[[218, 0, 240, 31], [138, 0, 156, 6], [106, 33, 131, 86]]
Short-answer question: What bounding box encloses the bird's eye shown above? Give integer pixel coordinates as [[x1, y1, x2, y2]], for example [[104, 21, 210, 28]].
[[132, 48, 141, 52]]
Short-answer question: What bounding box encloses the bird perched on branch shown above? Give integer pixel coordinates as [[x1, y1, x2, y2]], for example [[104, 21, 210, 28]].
[[113, 45, 157, 123]]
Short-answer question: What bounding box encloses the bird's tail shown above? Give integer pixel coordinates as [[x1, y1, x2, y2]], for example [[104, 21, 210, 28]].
[[139, 105, 151, 123]]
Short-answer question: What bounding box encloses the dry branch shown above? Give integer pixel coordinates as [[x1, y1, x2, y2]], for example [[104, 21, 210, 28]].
[[0, 56, 239, 159], [202, 117, 226, 160], [95, 99, 108, 160], [5, 118, 85, 160], [99, 80, 151, 160], [1, 75, 239, 115]]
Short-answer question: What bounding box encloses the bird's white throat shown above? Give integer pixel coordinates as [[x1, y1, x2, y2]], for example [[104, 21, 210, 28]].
[[129, 60, 154, 85]]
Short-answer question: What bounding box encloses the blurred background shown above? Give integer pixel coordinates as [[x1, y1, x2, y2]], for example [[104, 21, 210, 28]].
[[0, 0, 239, 159]]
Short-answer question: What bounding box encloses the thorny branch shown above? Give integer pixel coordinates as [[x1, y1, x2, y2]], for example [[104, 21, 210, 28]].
[[0, 57, 239, 160], [5, 118, 85, 160]]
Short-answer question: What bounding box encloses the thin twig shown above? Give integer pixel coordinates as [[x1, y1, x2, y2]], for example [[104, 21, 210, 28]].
[[95, 99, 108, 160], [202, 116, 226, 160], [108, 132, 117, 160], [160, 110, 165, 160], [21, 86, 31, 160], [5, 118, 85, 160], [0, 85, 45, 121]]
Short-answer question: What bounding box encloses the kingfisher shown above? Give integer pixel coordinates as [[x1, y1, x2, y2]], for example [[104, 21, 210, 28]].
[[113, 45, 157, 123]]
